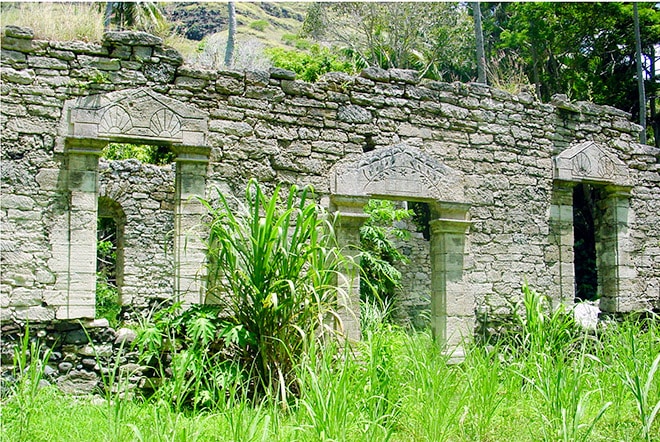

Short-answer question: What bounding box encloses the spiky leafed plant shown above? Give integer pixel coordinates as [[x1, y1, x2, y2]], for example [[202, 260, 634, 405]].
[[200, 180, 344, 403]]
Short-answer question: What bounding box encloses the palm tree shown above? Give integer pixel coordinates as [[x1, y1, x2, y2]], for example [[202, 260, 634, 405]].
[[102, 1, 166, 33]]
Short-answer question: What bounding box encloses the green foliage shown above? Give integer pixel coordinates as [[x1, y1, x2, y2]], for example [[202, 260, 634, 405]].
[[302, 2, 476, 81], [199, 179, 344, 402], [249, 19, 269, 32], [603, 319, 660, 442], [133, 303, 247, 411], [359, 200, 413, 309], [483, 2, 660, 123], [4, 328, 53, 442], [101, 143, 174, 165], [265, 45, 357, 82], [507, 284, 581, 360], [96, 278, 121, 327]]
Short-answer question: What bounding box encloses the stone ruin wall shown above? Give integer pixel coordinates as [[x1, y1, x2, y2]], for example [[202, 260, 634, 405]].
[[2, 26, 660, 341], [394, 222, 432, 329]]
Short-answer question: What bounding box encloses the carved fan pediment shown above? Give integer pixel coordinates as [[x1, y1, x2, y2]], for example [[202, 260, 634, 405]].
[[64, 88, 207, 146], [331, 143, 464, 202], [554, 141, 630, 186]]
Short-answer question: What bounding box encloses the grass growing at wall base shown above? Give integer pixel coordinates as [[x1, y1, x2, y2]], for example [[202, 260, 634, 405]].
[[2, 306, 659, 442]]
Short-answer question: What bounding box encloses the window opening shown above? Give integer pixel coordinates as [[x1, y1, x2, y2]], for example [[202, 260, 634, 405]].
[[96, 215, 121, 325], [573, 183, 599, 301]]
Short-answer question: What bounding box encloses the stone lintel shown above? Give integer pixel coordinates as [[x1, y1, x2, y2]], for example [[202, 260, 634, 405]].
[[429, 218, 472, 235], [172, 145, 211, 163], [65, 138, 107, 156]]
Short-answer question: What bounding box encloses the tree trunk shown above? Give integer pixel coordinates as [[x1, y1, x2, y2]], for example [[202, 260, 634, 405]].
[[633, 3, 647, 144], [650, 45, 659, 148], [472, 2, 487, 84], [224, 2, 236, 67], [104, 2, 114, 32]]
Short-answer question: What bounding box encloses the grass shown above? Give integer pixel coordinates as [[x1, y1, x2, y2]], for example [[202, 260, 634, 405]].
[[1, 2, 104, 42], [2, 310, 659, 442]]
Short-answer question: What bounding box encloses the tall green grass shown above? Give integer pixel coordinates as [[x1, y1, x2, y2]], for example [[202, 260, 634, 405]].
[[2, 290, 658, 441], [199, 180, 345, 403], [1, 2, 104, 42]]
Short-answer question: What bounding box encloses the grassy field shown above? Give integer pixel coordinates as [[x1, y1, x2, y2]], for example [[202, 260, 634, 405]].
[[2, 308, 659, 442]]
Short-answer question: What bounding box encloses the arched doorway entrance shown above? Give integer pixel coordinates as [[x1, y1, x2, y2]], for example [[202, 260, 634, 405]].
[[551, 141, 635, 314], [329, 144, 471, 354], [53, 88, 209, 319]]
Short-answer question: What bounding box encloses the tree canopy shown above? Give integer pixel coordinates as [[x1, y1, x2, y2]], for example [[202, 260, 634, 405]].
[[297, 2, 659, 145]]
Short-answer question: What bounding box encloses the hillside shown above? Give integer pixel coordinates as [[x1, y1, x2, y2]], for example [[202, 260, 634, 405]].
[[165, 2, 307, 43], [164, 2, 308, 52]]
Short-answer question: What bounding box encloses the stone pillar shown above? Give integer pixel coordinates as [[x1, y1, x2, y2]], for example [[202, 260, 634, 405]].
[[56, 139, 105, 319], [598, 186, 635, 313], [330, 195, 369, 340], [173, 146, 210, 307], [429, 217, 471, 357], [549, 181, 576, 306]]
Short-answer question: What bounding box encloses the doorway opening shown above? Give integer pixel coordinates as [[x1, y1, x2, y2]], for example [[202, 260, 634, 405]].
[[573, 183, 599, 301], [101, 142, 175, 165], [359, 199, 433, 329]]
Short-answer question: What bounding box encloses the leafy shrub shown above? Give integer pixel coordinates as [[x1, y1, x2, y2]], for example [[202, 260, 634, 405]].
[[265, 45, 357, 82], [359, 200, 413, 309], [248, 19, 269, 32]]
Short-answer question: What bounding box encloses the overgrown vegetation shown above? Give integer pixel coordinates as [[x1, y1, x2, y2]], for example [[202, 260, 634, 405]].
[[96, 217, 121, 327], [2, 290, 659, 441], [359, 200, 413, 310], [130, 180, 347, 407], [101, 142, 174, 165]]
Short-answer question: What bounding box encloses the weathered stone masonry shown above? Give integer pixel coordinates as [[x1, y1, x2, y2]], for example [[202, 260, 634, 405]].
[[2, 27, 659, 357]]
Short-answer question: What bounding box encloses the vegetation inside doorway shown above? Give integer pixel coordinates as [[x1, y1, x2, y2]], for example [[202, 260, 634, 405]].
[[359, 200, 431, 319], [101, 142, 175, 165], [96, 216, 121, 326]]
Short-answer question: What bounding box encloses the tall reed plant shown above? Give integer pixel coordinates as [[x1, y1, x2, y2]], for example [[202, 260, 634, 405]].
[[200, 180, 345, 403]]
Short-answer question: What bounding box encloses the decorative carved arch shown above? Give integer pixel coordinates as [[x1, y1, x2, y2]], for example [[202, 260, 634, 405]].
[[64, 87, 207, 147], [330, 143, 465, 202], [553, 141, 631, 187]]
